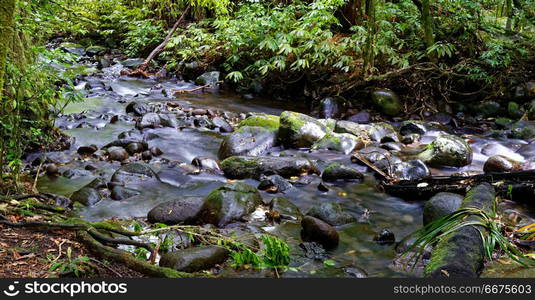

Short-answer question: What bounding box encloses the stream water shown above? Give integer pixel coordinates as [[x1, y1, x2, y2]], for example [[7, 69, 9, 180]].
[[31, 57, 535, 278]]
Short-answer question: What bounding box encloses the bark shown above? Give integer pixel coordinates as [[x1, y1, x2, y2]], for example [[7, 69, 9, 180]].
[[425, 183, 496, 277], [363, 0, 377, 74], [421, 0, 436, 61], [136, 5, 191, 72], [0, 0, 16, 99]]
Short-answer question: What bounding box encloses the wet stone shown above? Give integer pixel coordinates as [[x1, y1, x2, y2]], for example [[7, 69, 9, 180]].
[[159, 246, 229, 272], [306, 202, 355, 226], [322, 162, 364, 182], [301, 216, 339, 249]]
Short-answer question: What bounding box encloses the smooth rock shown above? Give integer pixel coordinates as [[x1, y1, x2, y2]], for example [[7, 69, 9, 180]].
[[159, 246, 229, 272]]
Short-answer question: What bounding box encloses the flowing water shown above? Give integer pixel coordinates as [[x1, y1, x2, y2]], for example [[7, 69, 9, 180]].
[[32, 60, 535, 278]]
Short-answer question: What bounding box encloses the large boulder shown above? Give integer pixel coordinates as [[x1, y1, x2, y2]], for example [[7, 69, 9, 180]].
[[218, 126, 277, 160], [306, 202, 355, 226], [238, 114, 280, 130], [417, 135, 473, 167], [371, 89, 402, 116], [147, 197, 204, 225], [220, 156, 318, 179], [195, 182, 262, 227], [278, 111, 329, 148], [423, 192, 463, 225], [159, 246, 229, 272], [126, 101, 149, 116]]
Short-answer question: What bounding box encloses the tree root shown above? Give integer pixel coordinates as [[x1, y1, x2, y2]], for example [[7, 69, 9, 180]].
[[76, 231, 202, 278]]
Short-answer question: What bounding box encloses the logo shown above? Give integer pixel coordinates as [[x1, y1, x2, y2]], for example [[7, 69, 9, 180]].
[[3, 281, 20, 297]]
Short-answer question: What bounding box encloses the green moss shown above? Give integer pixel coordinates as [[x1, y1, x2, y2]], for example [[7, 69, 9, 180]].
[[220, 156, 260, 179], [238, 114, 280, 130]]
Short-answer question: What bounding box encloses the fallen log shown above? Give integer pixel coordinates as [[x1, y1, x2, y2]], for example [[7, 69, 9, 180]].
[[425, 183, 496, 277], [381, 169, 535, 201]]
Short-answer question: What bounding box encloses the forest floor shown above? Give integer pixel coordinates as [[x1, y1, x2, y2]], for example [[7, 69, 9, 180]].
[[0, 222, 143, 278]]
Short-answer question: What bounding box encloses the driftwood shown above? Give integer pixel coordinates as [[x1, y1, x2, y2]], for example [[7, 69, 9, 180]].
[[381, 169, 535, 201]]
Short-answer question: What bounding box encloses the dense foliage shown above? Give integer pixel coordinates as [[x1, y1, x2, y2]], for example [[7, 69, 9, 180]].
[[0, 0, 533, 189]]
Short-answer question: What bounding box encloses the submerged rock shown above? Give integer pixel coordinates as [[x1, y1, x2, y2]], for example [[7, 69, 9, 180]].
[[301, 216, 339, 249], [218, 126, 277, 160], [195, 182, 262, 227], [159, 246, 229, 272], [306, 202, 355, 226], [221, 156, 318, 179], [423, 192, 463, 225], [278, 111, 329, 148], [371, 89, 402, 116], [321, 162, 363, 182], [417, 135, 473, 167], [147, 197, 204, 225]]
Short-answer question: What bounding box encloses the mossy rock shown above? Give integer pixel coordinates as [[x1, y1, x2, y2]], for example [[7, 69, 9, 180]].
[[195, 182, 262, 227], [278, 111, 329, 148], [237, 114, 280, 130], [371, 89, 402, 116], [417, 135, 473, 167], [312, 132, 364, 155], [218, 126, 277, 159]]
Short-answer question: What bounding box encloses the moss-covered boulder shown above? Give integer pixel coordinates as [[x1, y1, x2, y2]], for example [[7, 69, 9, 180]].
[[221, 156, 318, 179], [417, 135, 473, 167], [218, 126, 277, 159], [237, 114, 280, 130], [195, 182, 262, 227], [371, 89, 402, 116], [312, 132, 364, 154], [334, 120, 370, 139], [510, 120, 535, 139], [278, 111, 329, 148], [60, 42, 86, 56]]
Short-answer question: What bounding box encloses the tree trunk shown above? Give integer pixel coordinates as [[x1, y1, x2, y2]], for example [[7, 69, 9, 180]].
[[363, 0, 377, 75], [505, 0, 513, 31], [421, 0, 436, 61], [136, 5, 191, 72], [0, 0, 16, 99]]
